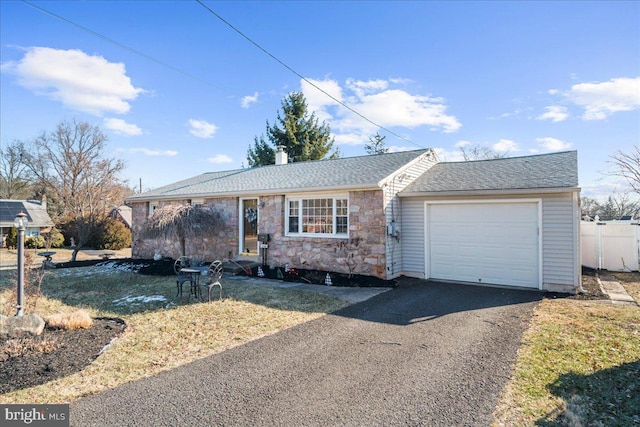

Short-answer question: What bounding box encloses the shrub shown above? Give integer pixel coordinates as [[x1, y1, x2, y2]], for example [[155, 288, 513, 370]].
[[25, 236, 45, 249], [46, 310, 93, 330], [45, 227, 65, 248], [92, 218, 131, 250], [5, 227, 17, 249]]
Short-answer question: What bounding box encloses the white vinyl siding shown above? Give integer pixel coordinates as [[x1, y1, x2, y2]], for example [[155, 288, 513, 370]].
[[400, 198, 426, 277], [542, 194, 579, 286], [384, 152, 439, 278]]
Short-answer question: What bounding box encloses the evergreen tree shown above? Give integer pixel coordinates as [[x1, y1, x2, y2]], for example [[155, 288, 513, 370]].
[[365, 132, 389, 155], [247, 92, 338, 167]]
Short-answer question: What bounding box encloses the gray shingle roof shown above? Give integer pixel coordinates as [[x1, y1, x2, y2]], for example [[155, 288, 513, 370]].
[[401, 151, 578, 195], [0, 200, 54, 228], [127, 149, 428, 201]]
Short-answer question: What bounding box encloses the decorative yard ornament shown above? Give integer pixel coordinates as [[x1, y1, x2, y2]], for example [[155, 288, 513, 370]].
[[325, 273, 332, 286], [257, 266, 265, 277]]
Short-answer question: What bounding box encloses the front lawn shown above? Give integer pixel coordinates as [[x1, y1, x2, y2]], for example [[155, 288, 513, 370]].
[[494, 279, 640, 426], [0, 264, 348, 403]]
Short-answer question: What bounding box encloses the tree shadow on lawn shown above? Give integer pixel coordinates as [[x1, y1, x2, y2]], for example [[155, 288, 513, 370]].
[[536, 360, 640, 427]]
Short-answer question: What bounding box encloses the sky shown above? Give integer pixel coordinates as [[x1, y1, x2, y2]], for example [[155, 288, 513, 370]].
[[1, 1, 639, 199]]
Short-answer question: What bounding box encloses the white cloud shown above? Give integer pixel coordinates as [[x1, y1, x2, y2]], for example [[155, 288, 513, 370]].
[[492, 139, 518, 153], [345, 78, 389, 97], [129, 147, 177, 156], [2, 47, 143, 115], [188, 119, 218, 138], [535, 137, 572, 151], [207, 154, 232, 164], [566, 77, 640, 120], [537, 105, 569, 122], [548, 89, 559, 95], [104, 118, 143, 136], [300, 77, 461, 145], [241, 92, 259, 108], [489, 109, 522, 120], [454, 140, 471, 148]]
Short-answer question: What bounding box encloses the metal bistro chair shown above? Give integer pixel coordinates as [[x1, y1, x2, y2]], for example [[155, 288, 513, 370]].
[[174, 256, 194, 298], [198, 260, 223, 302]]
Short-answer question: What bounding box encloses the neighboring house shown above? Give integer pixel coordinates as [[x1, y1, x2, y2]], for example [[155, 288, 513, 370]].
[[0, 199, 55, 247], [126, 149, 581, 293], [109, 205, 133, 229]]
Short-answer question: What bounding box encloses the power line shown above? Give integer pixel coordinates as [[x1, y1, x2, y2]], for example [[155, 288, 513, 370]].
[[21, 0, 237, 97], [195, 0, 425, 149]]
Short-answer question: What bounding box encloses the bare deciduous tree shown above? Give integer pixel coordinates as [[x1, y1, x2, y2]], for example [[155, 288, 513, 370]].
[[23, 119, 125, 261], [610, 146, 640, 195], [0, 140, 32, 199], [581, 192, 640, 220], [141, 204, 224, 258], [459, 144, 507, 161]]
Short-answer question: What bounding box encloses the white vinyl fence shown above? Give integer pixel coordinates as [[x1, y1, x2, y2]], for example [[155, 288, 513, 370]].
[[581, 221, 640, 271]]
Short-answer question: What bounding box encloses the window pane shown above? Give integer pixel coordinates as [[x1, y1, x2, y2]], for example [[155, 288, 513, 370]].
[[289, 217, 299, 233]]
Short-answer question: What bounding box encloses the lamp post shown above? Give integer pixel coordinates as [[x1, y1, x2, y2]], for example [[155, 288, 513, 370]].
[[14, 212, 28, 317]]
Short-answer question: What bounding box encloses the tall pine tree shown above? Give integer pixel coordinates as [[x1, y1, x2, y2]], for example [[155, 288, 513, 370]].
[[247, 91, 339, 167]]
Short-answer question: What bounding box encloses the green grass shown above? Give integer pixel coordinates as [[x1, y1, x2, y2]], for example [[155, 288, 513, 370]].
[[494, 299, 640, 426], [0, 264, 348, 403]]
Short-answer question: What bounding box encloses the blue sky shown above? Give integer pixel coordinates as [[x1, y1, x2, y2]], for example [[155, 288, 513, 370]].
[[1, 1, 638, 198]]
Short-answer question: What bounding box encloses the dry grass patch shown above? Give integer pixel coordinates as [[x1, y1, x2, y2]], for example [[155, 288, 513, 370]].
[[46, 310, 93, 330], [494, 298, 640, 426], [0, 266, 348, 404]]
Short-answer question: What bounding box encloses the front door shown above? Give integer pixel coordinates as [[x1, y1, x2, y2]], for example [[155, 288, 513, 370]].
[[240, 198, 258, 256]]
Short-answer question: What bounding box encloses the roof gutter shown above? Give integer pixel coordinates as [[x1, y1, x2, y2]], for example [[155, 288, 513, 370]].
[[398, 186, 581, 198]]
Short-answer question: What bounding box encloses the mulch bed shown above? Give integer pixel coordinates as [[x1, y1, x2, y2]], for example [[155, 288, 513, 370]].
[[0, 318, 126, 394]]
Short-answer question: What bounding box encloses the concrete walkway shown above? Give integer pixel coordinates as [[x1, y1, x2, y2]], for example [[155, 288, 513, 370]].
[[228, 275, 392, 303], [598, 275, 638, 307]]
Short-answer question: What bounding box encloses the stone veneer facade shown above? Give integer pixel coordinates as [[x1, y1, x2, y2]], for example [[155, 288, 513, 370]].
[[130, 189, 388, 278], [130, 198, 240, 262]]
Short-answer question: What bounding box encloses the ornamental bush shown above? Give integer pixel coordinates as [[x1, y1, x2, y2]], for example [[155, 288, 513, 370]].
[[92, 218, 131, 250], [46, 227, 65, 248], [25, 236, 45, 249], [5, 227, 17, 249]]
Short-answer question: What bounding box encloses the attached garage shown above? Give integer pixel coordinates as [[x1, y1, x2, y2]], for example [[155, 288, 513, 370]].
[[426, 200, 540, 288], [397, 151, 581, 293]]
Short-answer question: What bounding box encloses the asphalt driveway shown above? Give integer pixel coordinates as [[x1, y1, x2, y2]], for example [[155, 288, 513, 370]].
[[71, 280, 542, 426]]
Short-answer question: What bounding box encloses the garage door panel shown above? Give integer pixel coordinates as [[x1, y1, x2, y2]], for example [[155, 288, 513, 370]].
[[427, 202, 540, 288]]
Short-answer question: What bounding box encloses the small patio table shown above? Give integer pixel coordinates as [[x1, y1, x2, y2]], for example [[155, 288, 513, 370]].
[[178, 268, 202, 300]]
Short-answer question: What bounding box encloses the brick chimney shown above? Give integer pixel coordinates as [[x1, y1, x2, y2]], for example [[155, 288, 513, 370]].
[[275, 145, 288, 165]]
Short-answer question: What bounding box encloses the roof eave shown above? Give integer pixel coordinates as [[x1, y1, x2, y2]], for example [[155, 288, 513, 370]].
[[399, 186, 581, 198], [125, 184, 382, 203]]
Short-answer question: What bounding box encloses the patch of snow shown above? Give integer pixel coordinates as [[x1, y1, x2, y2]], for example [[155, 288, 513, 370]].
[[112, 295, 167, 306]]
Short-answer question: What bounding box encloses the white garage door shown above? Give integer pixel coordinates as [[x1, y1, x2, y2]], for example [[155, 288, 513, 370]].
[[426, 201, 540, 288]]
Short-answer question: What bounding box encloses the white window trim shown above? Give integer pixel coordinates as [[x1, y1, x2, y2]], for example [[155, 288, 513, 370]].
[[148, 201, 159, 216], [285, 194, 349, 238]]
